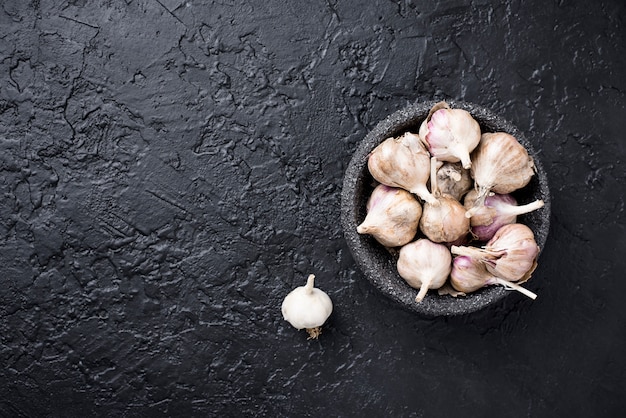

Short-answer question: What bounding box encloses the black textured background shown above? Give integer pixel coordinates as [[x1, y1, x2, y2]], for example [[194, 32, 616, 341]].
[[1, 1, 625, 417]]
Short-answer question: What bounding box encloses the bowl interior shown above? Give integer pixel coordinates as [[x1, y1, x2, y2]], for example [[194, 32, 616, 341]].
[[340, 100, 551, 317]]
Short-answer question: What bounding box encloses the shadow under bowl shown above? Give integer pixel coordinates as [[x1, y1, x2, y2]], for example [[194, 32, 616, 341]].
[[340, 100, 551, 317]]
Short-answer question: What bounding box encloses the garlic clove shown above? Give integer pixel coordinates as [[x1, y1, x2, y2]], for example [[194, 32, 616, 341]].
[[367, 132, 436, 204], [397, 239, 452, 302], [467, 132, 536, 217], [357, 184, 422, 247], [421, 102, 481, 169], [281, 274, 333, 339]]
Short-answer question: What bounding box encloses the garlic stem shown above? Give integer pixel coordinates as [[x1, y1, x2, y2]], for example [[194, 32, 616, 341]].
[[430, 157, 439, 196], [416, 279, 431, 302], [499, 199, 545, 217], [449, 142, 472, 169], [305, 274, 315, 294], [493, 278, 537, 300], [465, 186, 490, 218], [412, 185, 437, 204], [450, 245, 486, 258]]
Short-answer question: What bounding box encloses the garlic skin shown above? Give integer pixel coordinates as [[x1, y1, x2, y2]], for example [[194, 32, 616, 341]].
[[450, 255, 537, 299], [397, 239, 452, 302], [451, 223, 539, 283], [464, 190, 545, 241], [367, 132, 436, 204], [467, 132, 535, 217], [419, 158, 470, 243], [281, 274, 333, 339], [436, 162, 473, 201], [357, 184, 422, 247], [421, 102, 481, 169]]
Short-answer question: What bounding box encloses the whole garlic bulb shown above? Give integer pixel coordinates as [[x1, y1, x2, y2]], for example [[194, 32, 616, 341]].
[[419, 158, 470, 243], [397, 239, 452, 302], [436, 162, 473, 201], [281, 274, 333, 339], [367, 132, 436, 204], [420, 101, 481, 169], [451, 223, 539, 283], [450, 255, 538, 299], [467, 132, 535, 217], [464, 190, 545, 241], [357, 184, 422, 247]]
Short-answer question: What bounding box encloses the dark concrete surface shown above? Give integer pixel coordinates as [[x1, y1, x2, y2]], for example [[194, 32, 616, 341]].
[[1, 1, 624, 417]]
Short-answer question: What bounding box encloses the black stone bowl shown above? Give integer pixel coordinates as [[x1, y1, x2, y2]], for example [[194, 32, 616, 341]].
[[341, 100, 551, 317]]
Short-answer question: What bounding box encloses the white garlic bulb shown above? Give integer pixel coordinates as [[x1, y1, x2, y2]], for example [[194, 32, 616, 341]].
[[357, 184, 422, 247], [367, 132, 436, 204], [281, 274, 333, 339], [397, 239, 452, 302]]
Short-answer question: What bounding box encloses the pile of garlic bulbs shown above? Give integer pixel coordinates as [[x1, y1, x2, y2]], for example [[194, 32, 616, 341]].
[[357, 102, 545, 303]]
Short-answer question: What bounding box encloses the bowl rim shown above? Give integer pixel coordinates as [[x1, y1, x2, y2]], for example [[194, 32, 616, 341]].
[[340, 99, 551, 317]]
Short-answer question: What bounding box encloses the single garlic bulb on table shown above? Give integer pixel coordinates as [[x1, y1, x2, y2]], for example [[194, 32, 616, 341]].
[[281, 274, 333, 339]]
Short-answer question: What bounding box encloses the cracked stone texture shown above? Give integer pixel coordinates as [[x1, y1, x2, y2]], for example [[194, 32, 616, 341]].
[[0, 0, 624, 417]]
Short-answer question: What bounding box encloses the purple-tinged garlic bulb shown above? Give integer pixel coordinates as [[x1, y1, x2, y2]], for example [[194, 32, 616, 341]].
[[367, 132, 436, 204], [419, 101, 481, 169], [419, 157, 470, 244], [397, 239, 452, 302], [357, 184, 422, 247], [450, 255, 537, 299], [464, 190, 545, 241], [466, 132, 535, 217], [451, 223, 539, 283]]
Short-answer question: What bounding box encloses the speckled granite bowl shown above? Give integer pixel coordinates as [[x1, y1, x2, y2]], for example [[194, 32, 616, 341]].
[[341, 100, 551, 317]]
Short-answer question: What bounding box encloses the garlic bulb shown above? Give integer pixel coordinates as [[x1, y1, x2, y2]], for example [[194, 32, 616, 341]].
[[467, 132, 535, 217], [451, 223, 539, 282], [436, 162, 473, 201], [450, 255, 537, 299], [357, 184, 422, 247], [420, 101, 481, 169], [419, 157, 470, 243], [397, 239, 452, 302], [281, 274, 333, 339], [464, 190, 545, 241], [367, 132, 436, 204]]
